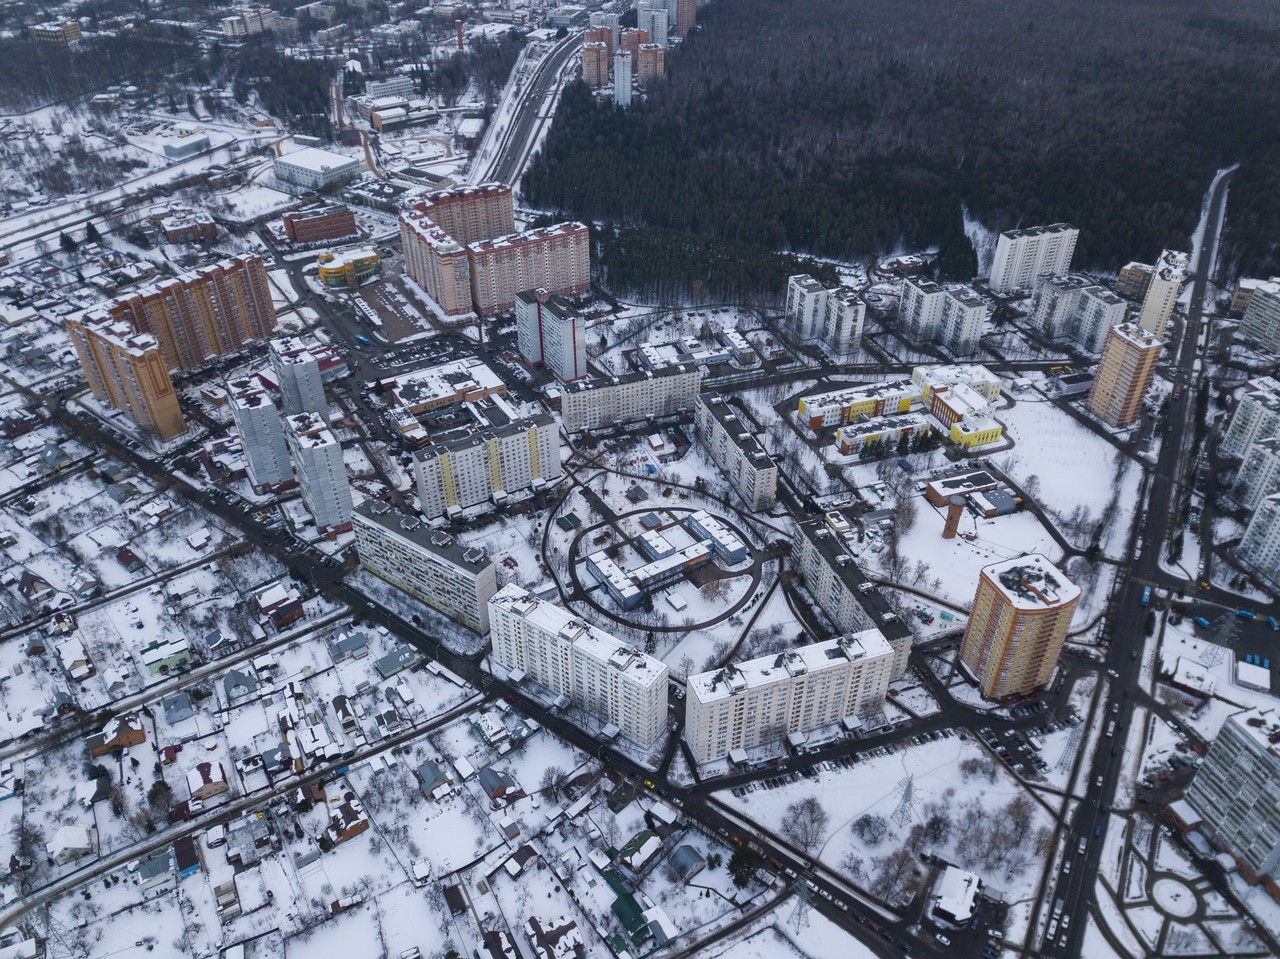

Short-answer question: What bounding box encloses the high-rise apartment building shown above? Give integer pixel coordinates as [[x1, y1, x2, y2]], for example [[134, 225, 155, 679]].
[[636, 44, 665, 86], [1114, 261, 1155, 300], [637, 5, 668, 46], [488, 584, 668, 745], [414, 414, 563, 520], [959, 554, 1080, 700], [560, 364, 701, 432], [620, 27, 649, 59], [613, 51, 633, 108], [400, 186, 589, 318], [1239, 284, 1280, 353], [583, 25, 613, 56], [589, 11, 621, 49], [227, 378, 292, 491], [1236, 437, 1280, 511], [90, 254, 277, 372], [900, 277, 987, 355], [270, 336, 326, 415], [695, 393, 778, 511], [1028, 273, 1128, 353], [1237, 493, 1280, 591], [466, 223, 591, 317], [515, 290, 587, 382], [790, 514, 913, 679], [65, 316, 186, 440], [783, 274, 866, 361], [284, 412, 353, 536], [1087, 323, 1161, 428], [674, 0, 696, 37], [1136, 249, 1189, 338], [353, 501, 497, 633], [988, 223, 1079, 295], [1182, 708, 1280, 889], [1222, 377, 1280, 460], [683, 630, 893, 763], [582, 40, 610, 86]]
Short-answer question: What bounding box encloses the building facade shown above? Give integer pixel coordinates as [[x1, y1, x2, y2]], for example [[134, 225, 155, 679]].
[[488, 584, 668, 745], [1087, 323, 1161, 428], [271, 337, 327, 415], [683, 630, 894, 762], [988, 223, 1079, 295], [959, 554, 1080, 699], [414, 414, 562, 519], [1115, 262, 1155, 300], [1236, 437, 1280, 510], [1182, 708, 1280, 890], [899, 277, 986, 355], [1136, 249, 1189, 339], [695, 393, 778, 511], [560, 365, 701, 432], [783, 274, 865, 361], [412, 182, 515, 245], [790, 514, 913, 679], [674, 0, 696, 37], [614, 51, 633, 107], [515, 290, 587, 382], [400, 208, 473, 315], [1237, 493, 1280, 591], [636, 44, 665, 86], [284, 412, 353, 535], [65, 316, 186, 440], [582, 40, 610, 86], [90, 254, 277, 372], [1222, 378, 1280, 460], [1239, 284, 1280, 352], [353, 501, 497, 633], [466, 222, 591, 317], [227, 378, 292, 491]]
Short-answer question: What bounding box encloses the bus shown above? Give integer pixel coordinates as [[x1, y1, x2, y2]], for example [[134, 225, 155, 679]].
[[1141, 586, 1151, 607], [354, 334, 371, 345]]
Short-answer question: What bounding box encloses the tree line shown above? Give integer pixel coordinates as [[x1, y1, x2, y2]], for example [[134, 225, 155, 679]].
[[524, 0, 1280, 300]]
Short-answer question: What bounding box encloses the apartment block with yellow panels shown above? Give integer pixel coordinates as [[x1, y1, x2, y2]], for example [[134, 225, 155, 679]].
[[797, 379, 919, 429], [959, 554, 1080, 700]]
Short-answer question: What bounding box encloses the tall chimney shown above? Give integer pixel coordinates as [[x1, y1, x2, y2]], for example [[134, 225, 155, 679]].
[[455, 19, 464, 50]]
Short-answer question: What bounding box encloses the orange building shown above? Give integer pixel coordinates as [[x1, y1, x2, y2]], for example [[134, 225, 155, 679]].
[[584, 25, 613, 57], [65, 315, 186, 440], [1087, 322, 1161, 428], [675, 0, 696, 38], [582, 41, 611, 87], [411, 182, 514, 245], [620, 27, 649, 60], [636, 44, 665, 86]]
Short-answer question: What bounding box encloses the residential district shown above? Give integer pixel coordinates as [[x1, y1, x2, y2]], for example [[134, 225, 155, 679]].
[[0, 3, 1276, 959]]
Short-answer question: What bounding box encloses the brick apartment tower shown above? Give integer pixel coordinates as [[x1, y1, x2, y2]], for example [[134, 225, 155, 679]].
[[675, 0, 696, 38], [636, 44, 665, 86], [959, 554, 1080, 700], [582, 41, 610, 87], [620, 27, 649, 60], [1087, 322, 1162, 428], [95, 254, 277, 371], [65, 316, 186, 439]]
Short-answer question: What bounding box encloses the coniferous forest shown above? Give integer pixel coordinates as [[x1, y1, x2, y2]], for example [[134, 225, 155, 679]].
[[524, 0, 1280, 303]]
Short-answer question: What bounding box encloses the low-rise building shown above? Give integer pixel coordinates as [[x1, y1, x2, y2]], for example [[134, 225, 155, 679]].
[[317, 248, 380, 287], [353, 500, 497, 632], [282, 205, 360, 245], [684, 630, 894, 763], [274, 148, 361, 191]]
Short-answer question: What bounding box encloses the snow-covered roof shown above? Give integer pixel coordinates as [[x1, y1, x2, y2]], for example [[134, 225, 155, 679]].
[[979, 554, 1080, 611], [933, 865, 981, 923]]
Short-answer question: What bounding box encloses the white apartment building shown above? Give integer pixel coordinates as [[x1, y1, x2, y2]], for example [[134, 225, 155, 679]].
[[1028, 273, 1128, 353], [683, 630, 894, 763], [1222, 377, 1280, 460], [560, 364, 701, 432], [1182, 707, 1280, 885], [488, 584, 668, 745], [791, 514, 912, 679], [271, 336, 327, 414], [988, 223, 1078, 294], [899, 277, 986, 355], [784, 274, 865, 361], [695, 393, 778, 511], [284, 412, 353, 534], [273, 148, 361, 191], [365, 75, 414, 99], [227, 378, 292, 491], [1239, 283, 1280, 352], [414, 414, 562, 520], [590, 10, 621, 48], [515, 290, 587, 382], [613, 51, 632, 107], [637, 4, 668, 45], [1136, 249, 1189, 339], [353, 501, 497, 632], [1236, 437, 1280, 510], [1238, 493, 1280, 590]]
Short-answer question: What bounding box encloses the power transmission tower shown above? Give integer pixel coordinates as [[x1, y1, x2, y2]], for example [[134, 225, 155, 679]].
[[788, 883, 811, 935], [891, 774, 916, 828]]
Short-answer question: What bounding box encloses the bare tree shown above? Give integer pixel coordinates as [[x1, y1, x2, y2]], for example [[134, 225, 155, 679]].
[[782, 796, 828, 854], [851, 813, 889, 846]]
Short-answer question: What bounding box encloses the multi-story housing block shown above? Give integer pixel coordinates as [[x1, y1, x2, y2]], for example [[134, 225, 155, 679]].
[[1236, 438, 1280, 510], [636, 44, 665, 86], [1222, 377, 1280, 460], [1182, 708, 1280, 890], [582, 40, 610, 86], [959, 554, 1080, 699], [284, 412, 352, 536], [400, 208, 473, 315], [684, 630, 893, 763], [488, 584, 667, 745], [1136, 249, 1189, 339], [353, 501, 497, 632], [783, 274, 865, 361], [1028, 273, 1128, 353], [65, 316, 186, 440], [1239, 283, 1280, 352], [900, 277, 986, 355], [414, 414, 562, 520], [1087, 323, 1161, 428], [614, 51, 633, 107], [695, 394, 778, 511], [1238, 493, 1280, 591], [466, 223, 591, 317], [227, 378, 292, 491], [1114, 261, 1155, 300], [790, 514, 912, 679], [560, 365, 701, 432], [271, 336, 327, 415], [988, 223, 1078, 294], [412, 183, 515, 245], [515, 290, 587, 382]]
